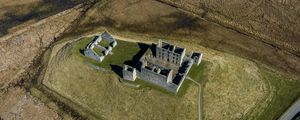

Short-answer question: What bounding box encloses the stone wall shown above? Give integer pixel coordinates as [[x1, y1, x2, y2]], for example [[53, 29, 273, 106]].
[[101, 31, 115, 42], [83, 32, 117, 62], [168, 82, 179, 93], [84, 49, 103, 62], [140, 67, 168, 87], [122, 40, 199, 93], [156, 41, 186, 65], [122, 65, 136, 81], [140, 67, 177, 93], [191, 52, 202, 65], [172, 58, 194, 92]]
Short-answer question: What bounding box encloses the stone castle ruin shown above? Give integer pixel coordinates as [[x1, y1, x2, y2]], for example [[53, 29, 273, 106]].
[[84, 32, 117, 62], [123, 40, 203, 93]]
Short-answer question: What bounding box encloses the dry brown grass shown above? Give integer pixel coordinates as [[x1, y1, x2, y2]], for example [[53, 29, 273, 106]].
[[0, 0, 41, 35], [0, 0, 83, 36], [0, 0, 39, 17], [64, 0, 300, 77], [201, 51, 266, 120], [0, 87, 61, 120]]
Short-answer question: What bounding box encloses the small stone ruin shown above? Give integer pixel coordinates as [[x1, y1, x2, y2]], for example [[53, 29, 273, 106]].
[[83, 31, 117, 62]]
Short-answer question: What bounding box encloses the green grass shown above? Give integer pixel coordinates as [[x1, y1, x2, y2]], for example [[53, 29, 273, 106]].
[[98, 40, 140, 69], [74, 37, 141, 69], [188, 60, 210, 84], [247, 67, 300, 120], [98, 39, 111, 48], [177, 79, 193, 97], [92, 47, 104, 56]]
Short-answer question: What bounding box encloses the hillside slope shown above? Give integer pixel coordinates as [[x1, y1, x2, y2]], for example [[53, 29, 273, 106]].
[[157, 0, 300, 75], [0, 2, 89, 119], [67, 0, 300, 76], [0, 0, 86, 37]]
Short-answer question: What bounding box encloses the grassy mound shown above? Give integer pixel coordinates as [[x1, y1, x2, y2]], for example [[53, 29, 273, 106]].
[[43, 34, 300, 120], [43, 37, 199, 119]]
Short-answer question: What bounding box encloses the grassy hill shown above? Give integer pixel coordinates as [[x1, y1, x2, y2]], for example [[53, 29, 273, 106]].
[[40, 30, 300, 119], [43, 37, 199, 119]]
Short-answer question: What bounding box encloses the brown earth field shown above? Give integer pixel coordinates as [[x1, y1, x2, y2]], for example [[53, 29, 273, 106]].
[[158, 0, 300, 48], [0, 1, 92, 120], [0, 0, 85, 37], [65, 0, 300, 77], [0, 0, 300, 119], [157, 0, 300, 74], [0, 87, 70, 120], [157, 0, 300, 55]]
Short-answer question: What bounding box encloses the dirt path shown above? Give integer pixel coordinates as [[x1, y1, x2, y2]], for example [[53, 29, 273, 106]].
[[49, 33, 99, 60], [112, 35, 153, 44], [186, 76, 202, 120]]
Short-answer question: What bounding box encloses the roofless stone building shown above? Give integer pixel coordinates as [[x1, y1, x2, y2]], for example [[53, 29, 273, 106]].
[[84, 32, 117, 62], [123, 40, 203, 93]]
